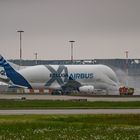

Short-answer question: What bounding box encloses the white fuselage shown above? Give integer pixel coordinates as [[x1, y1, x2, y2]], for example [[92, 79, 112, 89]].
[[18, 64, 119, 91]]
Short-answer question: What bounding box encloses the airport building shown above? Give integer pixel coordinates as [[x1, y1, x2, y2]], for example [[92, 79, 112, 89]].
[[9, 58, 140, 75]]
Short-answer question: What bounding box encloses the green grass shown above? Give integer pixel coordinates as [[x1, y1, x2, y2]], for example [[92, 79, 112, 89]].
[[0, 99, 140, 109], [0, 114, 139, 140]]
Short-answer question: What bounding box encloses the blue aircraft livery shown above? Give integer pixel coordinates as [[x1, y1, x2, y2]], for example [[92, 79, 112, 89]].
[[45, 65, 94, 87], [45, 65, 69, 86], [0, 55, 32, 89], [69, 73, 94, 79], [50, 73, 94, 79]]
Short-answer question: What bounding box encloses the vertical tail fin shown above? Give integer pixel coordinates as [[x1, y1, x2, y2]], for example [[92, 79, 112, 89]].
[[0, 55, 32, 89]]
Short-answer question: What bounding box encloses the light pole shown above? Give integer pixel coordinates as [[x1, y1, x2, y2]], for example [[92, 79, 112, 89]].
[[17, 30, 24, 66], [34, 52, 38, 65], [125, 51, 129, 86], [69, 40, 75, 64]]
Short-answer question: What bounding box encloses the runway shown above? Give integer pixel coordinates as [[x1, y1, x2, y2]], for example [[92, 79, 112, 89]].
[[0, 94, 140, 101], [0, 109, 140, 115]]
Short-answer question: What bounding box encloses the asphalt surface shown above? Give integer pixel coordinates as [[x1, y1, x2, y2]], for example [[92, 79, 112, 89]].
[[0, 109, 140, 115], [0, 94, 140, 101], [0, 94, 140, 115]]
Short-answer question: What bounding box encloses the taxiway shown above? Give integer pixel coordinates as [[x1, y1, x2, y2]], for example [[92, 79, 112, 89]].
[[0, 109, 140, 115], [0, 94, 140, 101]]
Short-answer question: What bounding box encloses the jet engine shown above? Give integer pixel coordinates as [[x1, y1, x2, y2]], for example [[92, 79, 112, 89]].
[[79, 85, 94, 93]]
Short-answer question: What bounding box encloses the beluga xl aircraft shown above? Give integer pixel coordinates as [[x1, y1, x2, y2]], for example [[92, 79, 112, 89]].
[[0, 55, 119, 94]]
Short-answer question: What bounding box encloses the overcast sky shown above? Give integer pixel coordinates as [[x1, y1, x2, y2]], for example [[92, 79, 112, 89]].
[[0, 0, 140, 60]]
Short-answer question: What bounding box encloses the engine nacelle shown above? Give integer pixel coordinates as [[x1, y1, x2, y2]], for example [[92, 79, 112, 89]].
[[79, 85, 94, 93]]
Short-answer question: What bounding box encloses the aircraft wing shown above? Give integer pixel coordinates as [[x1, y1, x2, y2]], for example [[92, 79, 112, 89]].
[[61, 77, 81, 92]]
